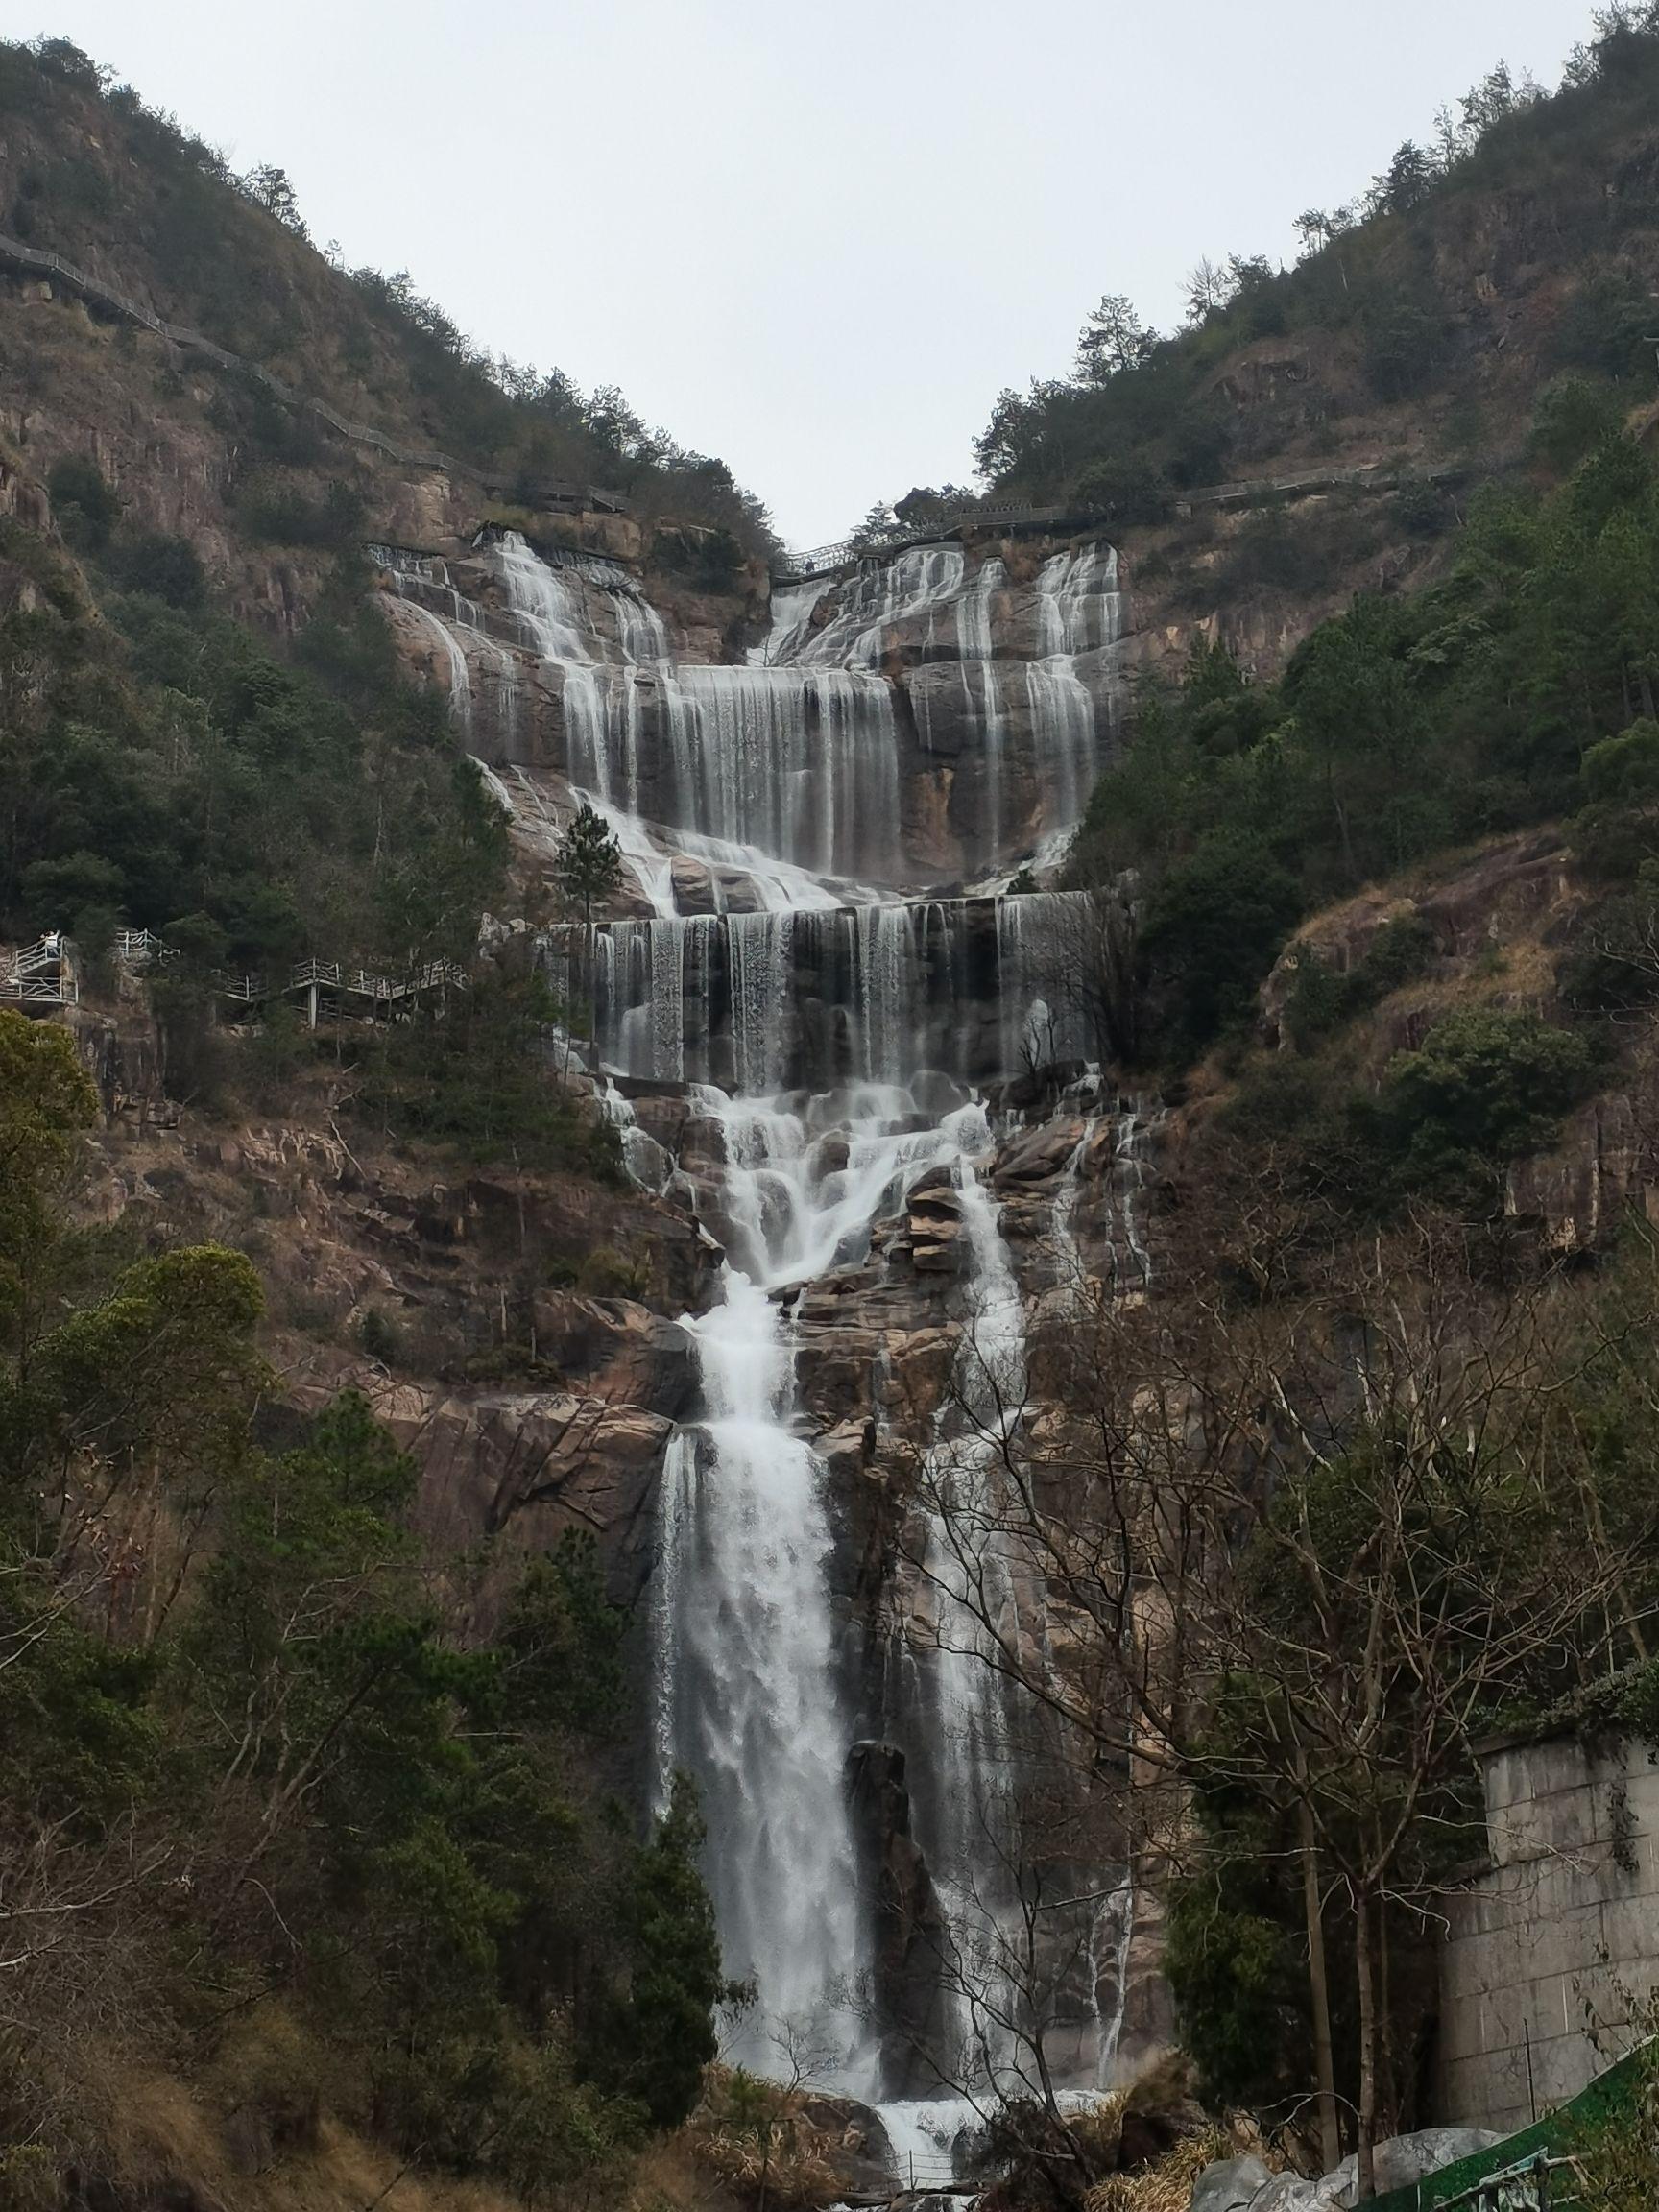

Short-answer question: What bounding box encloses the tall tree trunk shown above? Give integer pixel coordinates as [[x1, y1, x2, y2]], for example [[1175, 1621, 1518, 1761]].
[[1379, 1897, 1396, 2138], [583, 905, 598, 1073], [1299, 1793, 1342, 2171], [1355, 1887, 1380, 2200]]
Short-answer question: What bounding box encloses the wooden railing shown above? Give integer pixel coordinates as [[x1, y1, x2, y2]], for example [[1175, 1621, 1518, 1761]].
[[0, 230, 626, 515]]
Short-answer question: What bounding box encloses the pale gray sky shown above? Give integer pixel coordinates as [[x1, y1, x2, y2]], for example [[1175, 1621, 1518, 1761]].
[[11, 1, 1608, 544]]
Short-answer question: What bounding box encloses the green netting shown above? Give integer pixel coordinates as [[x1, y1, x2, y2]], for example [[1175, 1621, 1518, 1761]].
[[1365, 2045, 1647, 2212]]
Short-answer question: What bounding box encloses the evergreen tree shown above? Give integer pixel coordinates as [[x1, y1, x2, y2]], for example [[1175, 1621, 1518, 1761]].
[[556, 802, 624, 1061], [242, 162, 308, 237], [1073, 293, 1153, 382], [556, 801, 624, 939]]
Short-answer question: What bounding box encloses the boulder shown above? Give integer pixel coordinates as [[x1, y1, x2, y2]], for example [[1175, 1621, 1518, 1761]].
[[670, 854, 719, 915], [1191, 2156, 1274, 2212], [1244, 2175, 1345, 2212], [1244, 2129, 1503, 2212], [1372, 2130, 1502, 2196], [996, 1115, 1087, 1188]]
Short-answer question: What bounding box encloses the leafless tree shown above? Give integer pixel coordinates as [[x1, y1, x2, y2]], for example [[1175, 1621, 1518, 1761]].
[[898, 1203, 1655, 2196]]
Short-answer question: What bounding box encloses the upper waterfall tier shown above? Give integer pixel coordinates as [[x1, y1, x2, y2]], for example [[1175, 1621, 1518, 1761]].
[[373, 531, 1125, 902]]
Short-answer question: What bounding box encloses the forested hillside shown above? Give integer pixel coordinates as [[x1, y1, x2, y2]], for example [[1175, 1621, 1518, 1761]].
[[977, 11, 1659, 523], [0, 37, 779, 554], [0, 37, 757, 2209]]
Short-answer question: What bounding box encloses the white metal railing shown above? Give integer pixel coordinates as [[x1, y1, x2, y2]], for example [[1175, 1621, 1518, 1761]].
[[5, 929, 467, 1022], [114, 927, 172, 964], [1444, 2152, 1588, 2212], [0, 936, 77, 1006]]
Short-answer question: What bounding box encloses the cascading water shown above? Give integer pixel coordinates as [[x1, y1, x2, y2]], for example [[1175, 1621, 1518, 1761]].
[[375, 524, 1142, 2147], [908, 1157, 1029, 2074], [652, 1086, 1021, 2091], [373, 529, 1122, 902], [653, 1259, 873, 2082]]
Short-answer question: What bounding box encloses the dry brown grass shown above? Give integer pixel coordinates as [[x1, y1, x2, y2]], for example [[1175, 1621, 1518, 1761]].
[[1084, 2118, 1286, 2212], [681, 2073, 842, 2212], [64, 2059, 527, 2212], [1084, 2126, 1237, 2212], [33, 2040, 712, 2212]]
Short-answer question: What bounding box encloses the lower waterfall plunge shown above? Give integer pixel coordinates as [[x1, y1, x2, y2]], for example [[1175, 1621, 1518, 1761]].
[[649, 1076, 1139, 2148], [653, 1267, 874, 2086], [652, 1089, 1008, 2095]]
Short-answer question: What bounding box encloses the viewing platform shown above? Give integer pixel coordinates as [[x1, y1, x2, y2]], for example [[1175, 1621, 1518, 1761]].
[[2, 933, 467, 1027]]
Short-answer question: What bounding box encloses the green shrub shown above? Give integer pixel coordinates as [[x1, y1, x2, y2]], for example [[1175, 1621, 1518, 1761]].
[[578, 1245, 651, 1300], [1393, 480, 1455, 535], [1561, 867, 1659, 1013], [99, 529, 207, 609], [1368, 1008, 1596, 1207], [20, 849, 124, 935], [1286, 914, 1436, 1049], [357, 1308, 403, 1366], [46, 453, 118, 553], [1554, 264, 1658, 381], [1583, 719, 1659, 806], [237, 476, 367, 549], [1142, 830, 1304, 1058], [1531, 374, 1626, 470]]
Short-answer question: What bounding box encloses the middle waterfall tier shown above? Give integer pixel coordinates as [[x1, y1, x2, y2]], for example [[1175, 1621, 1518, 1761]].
[[566, 892, 1098, 1094]]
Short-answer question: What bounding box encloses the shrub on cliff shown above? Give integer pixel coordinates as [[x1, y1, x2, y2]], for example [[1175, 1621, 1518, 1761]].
[[46, 453, 118, 552], [1140, 830, 1303, 1059], [1363, 1007, 1597, 1209]]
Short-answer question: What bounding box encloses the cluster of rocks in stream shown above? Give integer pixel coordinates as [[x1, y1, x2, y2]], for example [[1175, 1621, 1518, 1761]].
[[1192, 2129, 1503, 2212]]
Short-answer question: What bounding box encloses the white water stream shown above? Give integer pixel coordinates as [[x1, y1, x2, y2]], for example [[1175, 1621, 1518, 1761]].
[[653, 1088, 1008, 2092]]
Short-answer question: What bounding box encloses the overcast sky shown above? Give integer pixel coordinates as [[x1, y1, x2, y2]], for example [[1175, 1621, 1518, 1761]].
[[12, 0, 1610, 545]]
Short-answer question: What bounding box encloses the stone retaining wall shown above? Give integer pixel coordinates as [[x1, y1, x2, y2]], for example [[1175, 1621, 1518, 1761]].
[[1440, 1732, 1659, 2133]]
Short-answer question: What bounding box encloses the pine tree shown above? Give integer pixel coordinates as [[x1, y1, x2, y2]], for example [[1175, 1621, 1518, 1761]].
[[555, 802, 624, 1062], [1074, 293, 1152, 382], [242, 163, 309, 238]]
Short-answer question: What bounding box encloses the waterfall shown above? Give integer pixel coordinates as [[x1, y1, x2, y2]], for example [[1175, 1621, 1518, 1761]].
[[652, 1088, 1020, 2091], [1108, 1101, 1157, 1296], [582, 895, 1092, 1094], [371, 529, 1123, 898], [909, 1149, 1030, 2092], [399, 600, 474, 737], [655, 1256, 874, 2084], [654, 662, 903, 884], [1050, 1117, 1099, 1304], [1036, 543, 1123, 659], [794, 544, 968, 668], [371, 527, 1142, 2130]]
